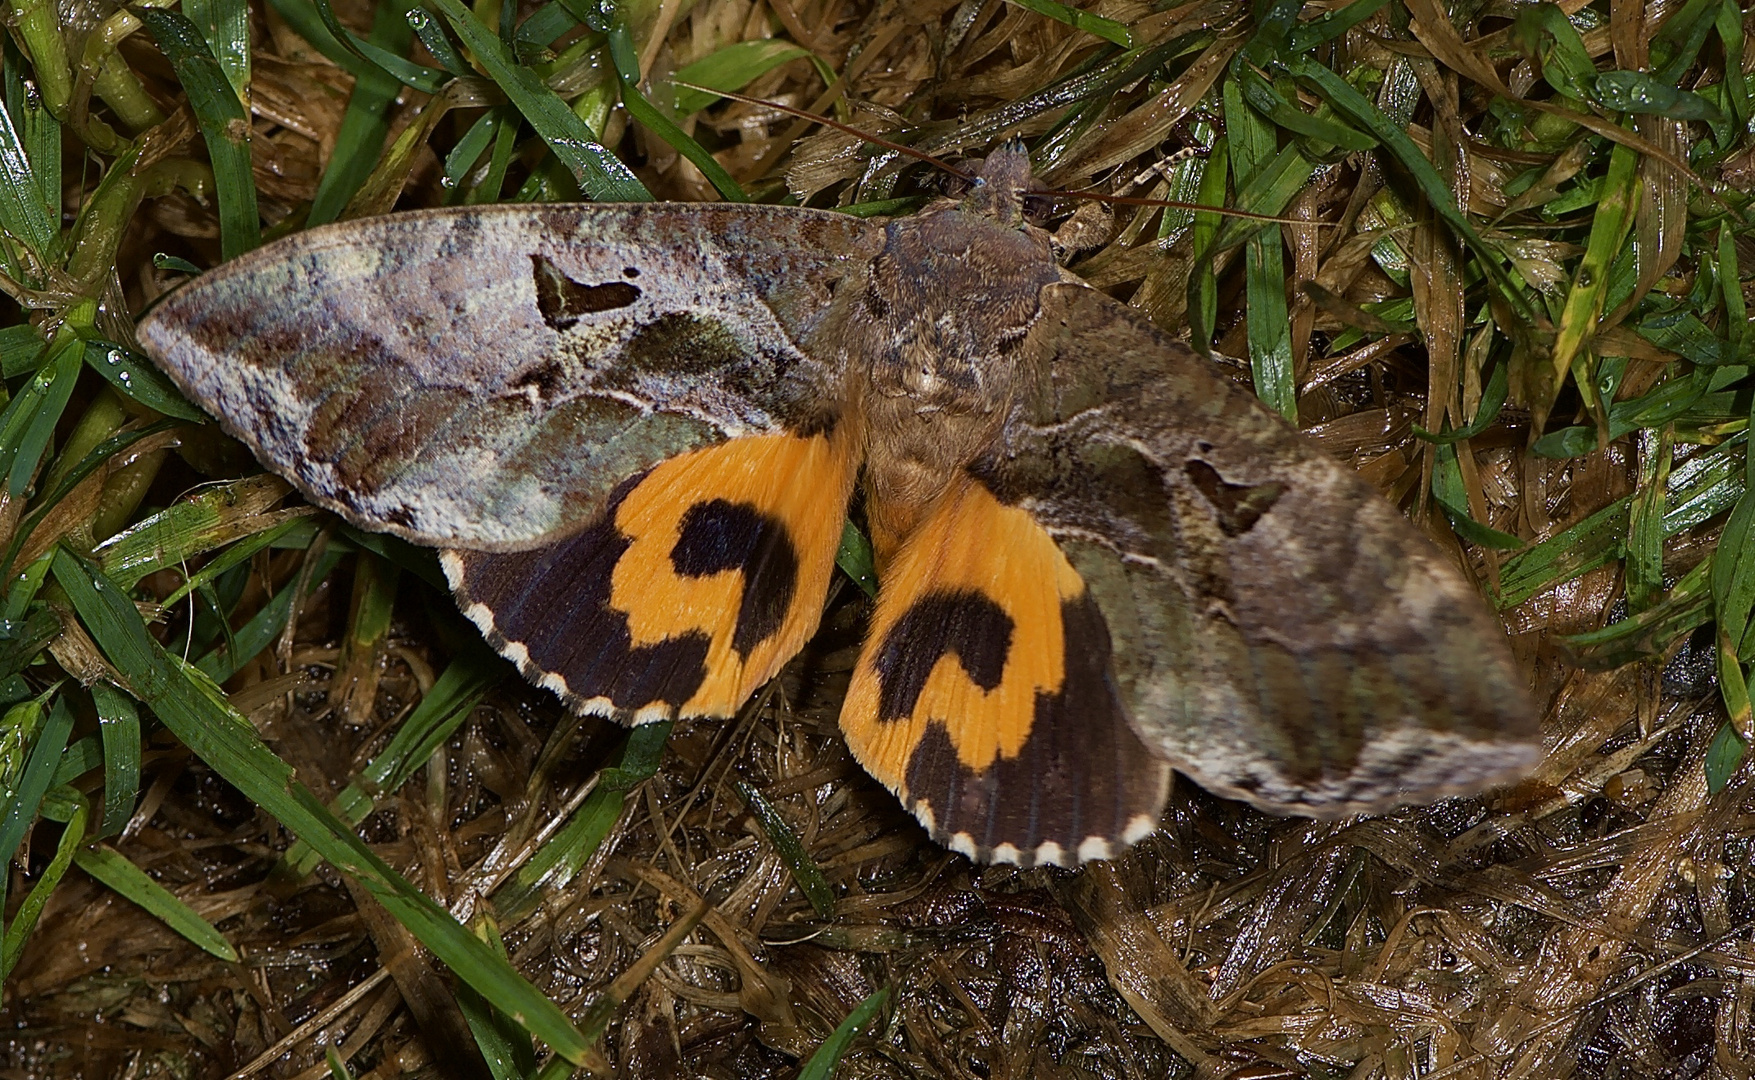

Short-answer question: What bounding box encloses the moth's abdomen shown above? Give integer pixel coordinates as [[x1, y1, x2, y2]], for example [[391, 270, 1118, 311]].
[[445, 432, 861, 722]]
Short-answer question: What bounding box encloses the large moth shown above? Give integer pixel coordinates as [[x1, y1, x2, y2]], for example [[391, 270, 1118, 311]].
[[136, 146, 1540, 867]]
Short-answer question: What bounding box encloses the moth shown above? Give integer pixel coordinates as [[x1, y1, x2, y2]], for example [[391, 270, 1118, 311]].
[[136, 145, 1540, 867]]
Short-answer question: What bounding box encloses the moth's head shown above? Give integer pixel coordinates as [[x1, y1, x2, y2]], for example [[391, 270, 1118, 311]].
[[960, 139, 1036, 227]]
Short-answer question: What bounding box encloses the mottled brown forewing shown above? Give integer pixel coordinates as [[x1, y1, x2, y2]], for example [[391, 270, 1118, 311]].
[[137, 203, 879, 551], [972, 278, 1539, 815]]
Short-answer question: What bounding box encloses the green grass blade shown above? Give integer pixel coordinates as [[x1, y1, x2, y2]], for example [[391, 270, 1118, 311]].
[[91, 682, 141, 838], [139, 8, 261, 259], [81, 340, 208, 422], [314, 0, 448, 95], [5, 39, 58, 257], [492, 721, 671, 921], [1185, 134, 1229, 350], [282, 647, 502, 875], [94, 474, 302, 586], [798, 987, 891, 1080], [310, 0, 417, 224], [195, 546, 346, 683], [467, 106, 520, 204], [1594, 72, 1723, 122], [607, 24, 745, 202], [1225, 79, 1296, 418], [1, 790, 85, 979], [1627, 427, 1675, 614], [672, 39, 812, 114], [407, 6, 471, 76], [183, 0, 252, 101], [428, 0, 649, 201], [1705, 719, 1747, 793], [1716, 0, 1751, 131], [0, 323, 43, 377], [835, 520, 877, 597], [75, 843, 239, 960], [1415, 360, 1509, 444], [0, 43, 58, 268], [0, 695, 71, 867], [51, 546, 598, 1065], [1287, 55, 1531, 323], [1432, 443, 1523, 550], [0, 607, 58, 680], [1, 334, 81, 498], [443, 107, 502, 190], [1499, 433, 1748, 606], [1546, 143, 1639, 416], [263, 0, 383, 81], [1285, 0, 1387, 53], [737, 781, 834, 918], [1235, 65, 1376, 152], [161, 516, 312, 607], [1006, 0, 1132, 47]]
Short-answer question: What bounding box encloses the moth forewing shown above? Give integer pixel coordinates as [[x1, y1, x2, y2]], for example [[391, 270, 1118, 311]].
[[1001, 279, 1542, 817]]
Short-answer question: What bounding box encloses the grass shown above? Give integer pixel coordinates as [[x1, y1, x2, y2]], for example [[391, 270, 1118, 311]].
[[1, 0, 1753, 1076]]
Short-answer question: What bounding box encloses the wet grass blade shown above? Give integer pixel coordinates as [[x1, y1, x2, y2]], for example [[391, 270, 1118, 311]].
[[0, 333, 80, 498], [1500, 433, 1748, 607], [607, 24, 745, 201], [737, 781, 834, 918], [52, 546, 598, 1065], [309, 0, 416, 224], [0, 323, 43, 376], [91, 681, 140, 838], [1559, 560, 1711, 669], [427, 0, 649, 202], [183, 0, 251, 101], [314, 0, 447, 95], [282, 647, 503, 876], [0, 695, 72, 871], [263, 0, 380, 80], [1225, 80, 1295, 419], [0, 46, 58, 269], [76, 844, 239, 960], [139, 8, 260, 259], [1287, 55, 1530, 322], [835, 520, 877, 597], [160, 516, 312, 607], [798, 987, 891, 1080], [195, 546, 346, 683], [1627, 428, 1675, 614], [0, 788, 84, 979], [1006, 0, 1132, 48], [672, 40, 813, 114], [492, 721, 671, 921], [94, 474, 298, 586], [1546, 143, 1640, 423], [81, 340, 207, 422]]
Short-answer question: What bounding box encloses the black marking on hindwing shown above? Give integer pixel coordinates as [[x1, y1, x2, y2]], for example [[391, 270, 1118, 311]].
[[671, 499, 799, 658], [873, 591, 1013, 721], [900, 592, 1166, 864], [1185, 459, 1285, 536], [451, 475, 710, 714], [531, 254, 643, 331]]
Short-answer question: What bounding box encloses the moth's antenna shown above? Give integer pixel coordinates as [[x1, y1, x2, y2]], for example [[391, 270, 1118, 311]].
[[675, 82, 1329, 228]]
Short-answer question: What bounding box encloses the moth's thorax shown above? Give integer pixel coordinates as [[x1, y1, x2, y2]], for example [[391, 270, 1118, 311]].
[[851, 206, 1059, 563]]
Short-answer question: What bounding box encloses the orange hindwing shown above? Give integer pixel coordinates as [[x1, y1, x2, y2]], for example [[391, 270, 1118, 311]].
[[840, 478, 1169, 866], [445, 431, 860, 721]]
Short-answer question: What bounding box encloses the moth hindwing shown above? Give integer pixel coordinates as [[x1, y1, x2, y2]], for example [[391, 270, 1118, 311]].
[[136, 146, 1539, 867]]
